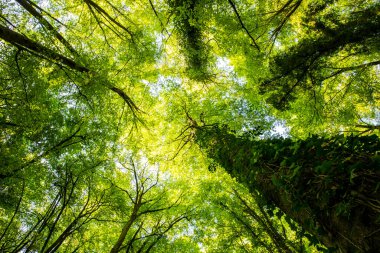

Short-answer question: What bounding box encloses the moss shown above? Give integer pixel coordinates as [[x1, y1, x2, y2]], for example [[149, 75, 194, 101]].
[[195, 125, 380, 252]]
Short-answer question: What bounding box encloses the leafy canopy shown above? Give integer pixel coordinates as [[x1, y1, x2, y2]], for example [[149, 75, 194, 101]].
[[0, 0, 379, 252]]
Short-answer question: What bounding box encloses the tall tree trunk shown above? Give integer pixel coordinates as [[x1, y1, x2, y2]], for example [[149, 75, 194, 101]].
[[109, 213, 138, 253], [195, 125, 380, 252]]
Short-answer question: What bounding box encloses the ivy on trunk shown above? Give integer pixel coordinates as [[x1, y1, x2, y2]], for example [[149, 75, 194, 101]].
[[195, 124, 380, 252]]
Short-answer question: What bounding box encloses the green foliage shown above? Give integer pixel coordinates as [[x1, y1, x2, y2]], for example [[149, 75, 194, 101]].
[[168, 0, 212, 80], [1, 0, 379, 252], [261, 2, 380, 110]]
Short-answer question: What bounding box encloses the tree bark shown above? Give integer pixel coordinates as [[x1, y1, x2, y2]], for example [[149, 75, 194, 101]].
[[195, 125, 380, 252], [109, 212, 138, 253], [0, 24, 88, 72]]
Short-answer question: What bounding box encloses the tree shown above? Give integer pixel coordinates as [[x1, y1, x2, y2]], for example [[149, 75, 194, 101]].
[[109, 159, 189, 253], [260, 2, 380, 110], [215, 188, 306, 253], [1, 0, 379, 252], [0, 155, 190, 253], [0, 15, 139, 115], [0, 159, 108, 253], [168, 0, 212, 81], [193, 123, 380, 252]]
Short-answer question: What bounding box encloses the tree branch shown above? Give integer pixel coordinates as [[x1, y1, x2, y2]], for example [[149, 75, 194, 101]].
[[15, 0, 79, 57], [0, 24, 141, 118], [227, 0, 260, 51], [0, 24, 89, 72]]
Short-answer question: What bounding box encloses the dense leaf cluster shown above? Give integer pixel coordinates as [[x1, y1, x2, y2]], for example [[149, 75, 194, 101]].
[[168, 0, 211, 80], [261, 2, 380, 110]]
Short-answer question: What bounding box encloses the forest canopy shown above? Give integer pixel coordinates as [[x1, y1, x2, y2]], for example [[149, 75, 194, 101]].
[[0, 0, 379, 252]]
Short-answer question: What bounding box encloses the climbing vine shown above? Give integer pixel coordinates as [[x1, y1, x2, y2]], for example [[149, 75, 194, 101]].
[[195, 124, 380, 251], [168, 0, 212, 80]]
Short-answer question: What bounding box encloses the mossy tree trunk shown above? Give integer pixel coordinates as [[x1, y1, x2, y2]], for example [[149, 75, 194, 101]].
[[195, 125, 380, 252]]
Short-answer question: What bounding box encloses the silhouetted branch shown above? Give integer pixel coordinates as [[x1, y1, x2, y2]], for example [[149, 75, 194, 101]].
[[227, 0, 260, 51]]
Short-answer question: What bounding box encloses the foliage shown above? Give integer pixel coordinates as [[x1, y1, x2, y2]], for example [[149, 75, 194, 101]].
[[261, 1, 380, 110], [0, 0, 379, 252], [168, 0, 209, 80]]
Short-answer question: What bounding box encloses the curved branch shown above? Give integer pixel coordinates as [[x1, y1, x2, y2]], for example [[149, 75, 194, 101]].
[[15, 0, 79, 57], [227, 0, 260, 51], [0, 25, 141, 118], [0, 24, 88, 72]]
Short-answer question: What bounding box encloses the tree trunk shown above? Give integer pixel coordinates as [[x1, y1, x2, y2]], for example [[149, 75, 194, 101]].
[[110, 212, 138, 253], [195, 125, 380, 252]]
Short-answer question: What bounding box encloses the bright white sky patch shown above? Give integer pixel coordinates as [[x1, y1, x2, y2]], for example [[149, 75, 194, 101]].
[[270, 120, 290, 137], [216, 57, 234, 72]]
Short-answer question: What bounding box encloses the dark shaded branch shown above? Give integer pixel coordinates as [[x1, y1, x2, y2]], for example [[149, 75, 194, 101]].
[[39, 172, 79, 253], [148, 0, 165, 29], [15, 0, 79, 57], [0, 24, 141, 117], [227, 0, 260, 51], [219, 201, 274, 252], [122, 222, 144, 252], [0, 180, 25, 243], [0, 121, 19, 127], [0, 124, 84, 179], [44, 187, 104, 253], [322, 60, 380, 80], [0, 24, 89, 72], [12, 191, 62, 252], [145, 215, 188, 252], [109, 86, 141, 114], [26, 0, 66, 26], [233, 189, 293, 253], [83, 0, 134, 40], [269, 0, 302, 51], [355, 124, 380, 130]]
